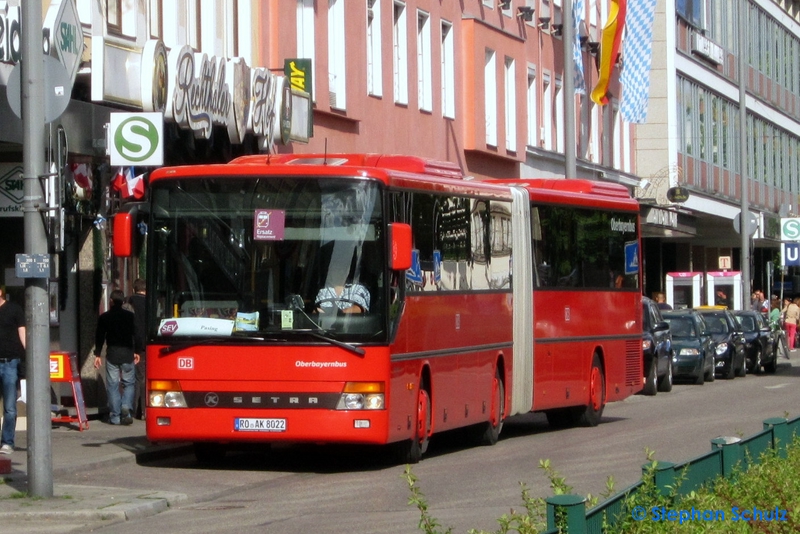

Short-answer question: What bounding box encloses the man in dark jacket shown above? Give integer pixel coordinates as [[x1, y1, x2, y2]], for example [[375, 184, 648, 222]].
[[94, 289, 142, 425]]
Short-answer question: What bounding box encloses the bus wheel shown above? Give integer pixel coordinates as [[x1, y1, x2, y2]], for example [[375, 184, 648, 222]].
[[578, 354, 605, 427], [476, 371, 505, 446], [194, 442, 227, 465], [393, 387, 431, 464]]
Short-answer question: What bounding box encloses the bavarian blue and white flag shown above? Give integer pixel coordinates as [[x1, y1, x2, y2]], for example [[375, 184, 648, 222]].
[[619, 0, 658, 123], [573, 0, 586, 94]]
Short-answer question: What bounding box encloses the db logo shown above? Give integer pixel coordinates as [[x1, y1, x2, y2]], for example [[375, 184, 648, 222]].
[[160, 320, 179, 336], [178, 358, 194, 369]]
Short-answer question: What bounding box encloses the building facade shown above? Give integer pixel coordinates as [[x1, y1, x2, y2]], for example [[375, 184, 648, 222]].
[[639, 0, 800, 307]]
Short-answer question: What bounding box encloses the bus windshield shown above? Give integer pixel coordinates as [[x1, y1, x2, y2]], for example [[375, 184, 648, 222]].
[[149, 176, 386, 343]]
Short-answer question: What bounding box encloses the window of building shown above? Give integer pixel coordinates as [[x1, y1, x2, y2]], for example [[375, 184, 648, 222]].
[[542, 73, 552, 150], [107, 0, 137, 37], [612, 103, 622, 170], [201, 0, 236, 56], [677, 0, 705, 29], [367, 0, 383, 97], [393, 1, 409, 105], [590, 102, 600, 164], [417, 10, 432, 112], [149, 0, 162, 39], [297, 0, 316, 101], [555, 76, 564, 154], [328, 0, 346, 110], [485, 49, 498, 147], [441, 20, 455, 119], [527, 67, 538, 148], [505, 57, 517, 152], [186, 0, 200, 50], [621, 114, 631, 173], [162, 1, 201, 50]]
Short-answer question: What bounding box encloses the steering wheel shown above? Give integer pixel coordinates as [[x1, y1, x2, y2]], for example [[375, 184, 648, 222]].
[[315, 297, 365, 313]]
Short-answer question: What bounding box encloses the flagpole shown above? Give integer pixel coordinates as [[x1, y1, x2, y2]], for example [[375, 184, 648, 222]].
[[563, 0, 577, 179]]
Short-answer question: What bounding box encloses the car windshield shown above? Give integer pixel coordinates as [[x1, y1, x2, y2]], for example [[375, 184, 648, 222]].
[[737, 315, 757, 331], [704, 314, 730, 334], [148, 176, 386, 343], [665, 316, 695, 338]]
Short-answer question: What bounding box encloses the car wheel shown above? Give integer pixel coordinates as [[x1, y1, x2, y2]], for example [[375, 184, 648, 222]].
[[657, 356, 673, 392], [694, 368, 705, 385], [724, 359, 735, 379], [704, 355, 715, 382], [642, 358, 657, 395], [748, 347, 762, 374], [735, 352, 747, 377]]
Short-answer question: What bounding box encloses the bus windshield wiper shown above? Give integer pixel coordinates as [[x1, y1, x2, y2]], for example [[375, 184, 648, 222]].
[[159, 335, 265, 355], [280, 329, 366, 357]]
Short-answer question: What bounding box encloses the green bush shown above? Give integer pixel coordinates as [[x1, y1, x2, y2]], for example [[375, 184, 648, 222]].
[[405, 439, 800, 534]]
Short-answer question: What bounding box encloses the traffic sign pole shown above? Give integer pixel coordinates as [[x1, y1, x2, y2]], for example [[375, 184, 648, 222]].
[[22, 0, 53, 498]]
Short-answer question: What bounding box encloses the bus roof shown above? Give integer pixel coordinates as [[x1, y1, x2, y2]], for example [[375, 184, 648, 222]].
[[150, 154, 637, 208], [230, 153, 465, 180], [490, 178, 638, 210]]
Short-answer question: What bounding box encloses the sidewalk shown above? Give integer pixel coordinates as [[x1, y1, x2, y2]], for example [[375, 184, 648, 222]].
[[0, 408, 191, 525]]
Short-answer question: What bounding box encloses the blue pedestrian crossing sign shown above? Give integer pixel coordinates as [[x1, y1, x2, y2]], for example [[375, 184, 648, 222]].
[[624, 242, 639, 275], [782, 242, 800, 266]]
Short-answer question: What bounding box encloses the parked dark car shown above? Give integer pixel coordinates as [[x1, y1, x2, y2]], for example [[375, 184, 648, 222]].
[[662, 309, 716, 384], [694, 307, 747, 379], [642, 296, 673, 395], [733, 310, 777, 374]]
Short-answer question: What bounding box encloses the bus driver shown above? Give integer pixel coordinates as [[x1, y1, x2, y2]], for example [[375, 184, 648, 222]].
[[314, 246, 370, 314]]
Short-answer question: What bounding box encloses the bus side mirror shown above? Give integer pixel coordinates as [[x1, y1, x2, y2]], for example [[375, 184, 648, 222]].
[[113, 212, 135, 257], [389, 223, 412, 271]]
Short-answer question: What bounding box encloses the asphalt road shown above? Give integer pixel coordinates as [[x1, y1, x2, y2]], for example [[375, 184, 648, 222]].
[[59, 356, 800, 534]]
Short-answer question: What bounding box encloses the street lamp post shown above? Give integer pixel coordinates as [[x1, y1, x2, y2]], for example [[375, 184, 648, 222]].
[[739, 2, 751, 305], [22, 0, 53, 498]]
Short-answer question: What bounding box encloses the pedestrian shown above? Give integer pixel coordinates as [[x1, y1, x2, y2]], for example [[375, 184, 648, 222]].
[[0, 287, 24, 454], [782, 297, 800, 350], [654, 292, 672, 310], [769, 295, 781, 325], [93, 289, 142, 425], [127, 279, 147, 420], [751, 290, 768, 313]]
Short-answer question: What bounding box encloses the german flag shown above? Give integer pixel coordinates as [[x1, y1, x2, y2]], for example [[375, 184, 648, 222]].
[[591, 0, 626, 105]]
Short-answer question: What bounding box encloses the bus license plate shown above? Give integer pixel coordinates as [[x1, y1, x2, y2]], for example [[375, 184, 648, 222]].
[[234, 418, 286, 432]]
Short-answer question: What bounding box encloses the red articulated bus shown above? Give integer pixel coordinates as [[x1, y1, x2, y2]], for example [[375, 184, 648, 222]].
[[113, 154, 642, 464]]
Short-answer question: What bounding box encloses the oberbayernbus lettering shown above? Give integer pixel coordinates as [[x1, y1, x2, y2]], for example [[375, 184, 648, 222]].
[[295, 361, 347, 368]]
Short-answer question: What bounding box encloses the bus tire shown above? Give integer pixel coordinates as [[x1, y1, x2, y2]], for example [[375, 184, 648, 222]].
[[476, 370, 505, 446], [193, 442, 227, 465], [577, 354, 605, 427], [393, 387, 431, 464]]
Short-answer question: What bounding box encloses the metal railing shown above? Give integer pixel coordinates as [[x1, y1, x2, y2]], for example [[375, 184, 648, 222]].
[[542, 415, 800, 533]]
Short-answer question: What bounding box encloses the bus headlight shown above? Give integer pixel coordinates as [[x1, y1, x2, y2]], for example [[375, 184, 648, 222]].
[[148, 380, 187, 408], [336, 382, 385, 410]]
